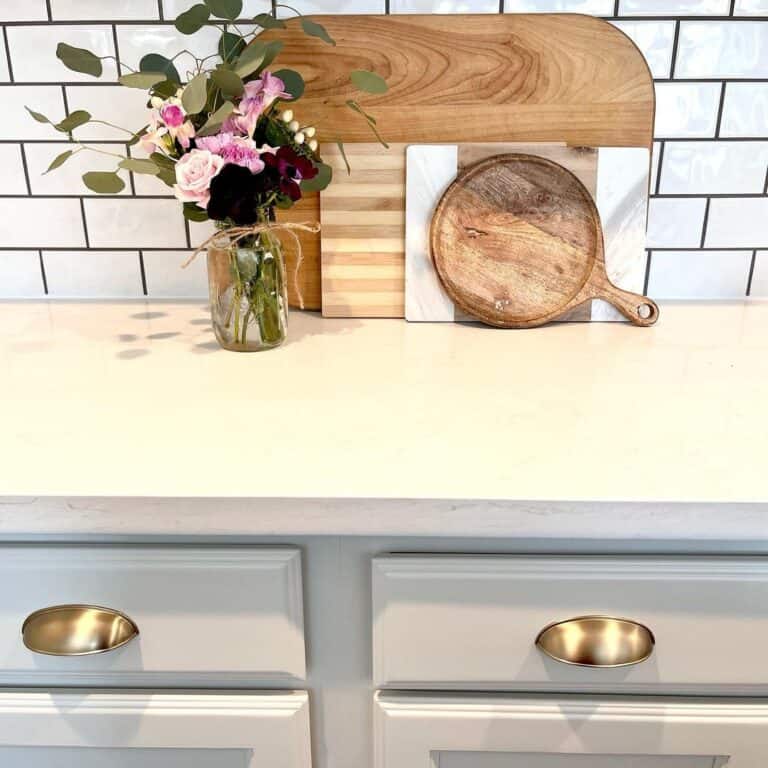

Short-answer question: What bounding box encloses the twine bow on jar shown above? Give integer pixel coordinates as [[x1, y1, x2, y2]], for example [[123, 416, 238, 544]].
[[183, 221, 321, 310]]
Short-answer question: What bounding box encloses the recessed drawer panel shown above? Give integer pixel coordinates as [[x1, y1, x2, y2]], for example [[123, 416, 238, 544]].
[[0, 546, 305, 686], [373, 555, 768, 693]]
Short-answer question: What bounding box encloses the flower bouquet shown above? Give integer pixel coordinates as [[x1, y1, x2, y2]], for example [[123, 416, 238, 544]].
[[29, 0, 387, 351]]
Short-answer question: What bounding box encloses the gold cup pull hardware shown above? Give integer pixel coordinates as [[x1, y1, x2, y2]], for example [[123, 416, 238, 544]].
[[22, 604, 139, 657], [535, 615, 655, 668]]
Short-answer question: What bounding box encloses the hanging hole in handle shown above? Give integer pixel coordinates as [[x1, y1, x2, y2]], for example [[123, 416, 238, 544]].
[[637, 303, 655, 321]]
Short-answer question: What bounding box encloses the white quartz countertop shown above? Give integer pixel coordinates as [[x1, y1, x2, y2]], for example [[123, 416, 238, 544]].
[[1, 301, 767, 540]]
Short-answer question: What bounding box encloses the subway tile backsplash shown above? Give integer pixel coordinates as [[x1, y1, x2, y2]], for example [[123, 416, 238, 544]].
[[0, 3, 766, 301]]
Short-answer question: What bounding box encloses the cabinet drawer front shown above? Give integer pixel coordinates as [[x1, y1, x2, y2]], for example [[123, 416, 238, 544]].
[[0, 546, 305, 685], [375, 693, 768, 768], [0, 690, 311, 768], [373, 555, 768, 692]]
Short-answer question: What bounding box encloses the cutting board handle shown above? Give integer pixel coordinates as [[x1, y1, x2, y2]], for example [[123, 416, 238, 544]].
[[590, 272, 659, 327]]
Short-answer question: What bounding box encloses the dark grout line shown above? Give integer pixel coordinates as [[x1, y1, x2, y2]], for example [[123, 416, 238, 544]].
[[764, 166, 768, 194], [79, 198, 90, 248], [18, 143, 32, 196], [184, 217, 192, 249], [700, 198, 711, 249], [2, 26, 15, 82], [729, 0, 736, 16], [614, 0, 620, 17], [111, 24, 122, 78], [138, 250, 148, 295], [125, 143, 137, 196], [643, 251, 652, 296], [158, 0, 164, 21], [670, 20, 681, 80], [45, 0, 53, 21], [715, 82, 726, 138], [498, 0, 503, 14], [654, 141, 665, 196], [38, 250, 48, 294], [746, 250, 757, 296]]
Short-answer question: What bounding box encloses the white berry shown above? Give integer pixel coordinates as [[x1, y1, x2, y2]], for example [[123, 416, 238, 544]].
[[150, 96, 164, 109], [282, 109, 294, 123], [308, 139, 318, 152], [294, 132, 305, 144], [288, 120, 300, 133], [305, 126, 316, 138]]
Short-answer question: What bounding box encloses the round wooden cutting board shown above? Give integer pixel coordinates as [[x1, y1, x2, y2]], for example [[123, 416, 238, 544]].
[[430, 154, 659, 328]]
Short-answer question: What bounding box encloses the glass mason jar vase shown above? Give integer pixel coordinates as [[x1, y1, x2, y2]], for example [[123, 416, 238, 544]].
[[207, 217, 288, 352]]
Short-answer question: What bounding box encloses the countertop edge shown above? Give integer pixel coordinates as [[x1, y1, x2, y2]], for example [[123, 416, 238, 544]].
[[1, 496, 767, 542]]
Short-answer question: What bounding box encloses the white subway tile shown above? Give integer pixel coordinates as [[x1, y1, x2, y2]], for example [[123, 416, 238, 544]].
[[619, 0, 730, 14], [720, 83, 768, 138], [42, 250, 144, 297], [660, 141, 768, 195], [0, 144, 29, 194], [84, 198, 187, 248], [734, 0, 768, 15], [6, 25, 117, 83], [188, 218, 216, 248], [25, 142, 131, 196], [0, 252, 45, 298], [50, 0, 160, 21], [291, 0, 385, 11], [162, 0, 267, 15], [64, 85, 150, 141], [503, 0, 614, 9], [676, 21, 768, 79], [646, 197, 707, 248], [751, 251, 768, 296], [117, 24, 220, 73], [0, 33, 10, 83], [0, 85, 66, 140], [706, 198, 768, 248], [651, 141, 661, 192], [394, 0, 496, 10], [0, 1, 48, 22], [648, 250, 752, 299], [654, 82, 720, 139], [0, 198, 85, 248], [142, 250, 207, 298], [610, 21, 675, 79]]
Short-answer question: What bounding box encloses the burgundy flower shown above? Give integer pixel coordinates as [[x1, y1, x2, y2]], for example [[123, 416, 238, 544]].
[[262, 145, 318, 201]]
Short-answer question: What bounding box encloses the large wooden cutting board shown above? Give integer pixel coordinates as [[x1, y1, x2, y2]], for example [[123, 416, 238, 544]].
[[264, 13, 655, 312], [320, 143, 406, 317]]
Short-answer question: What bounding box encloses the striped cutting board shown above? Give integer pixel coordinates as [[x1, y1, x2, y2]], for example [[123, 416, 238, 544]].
[[320, 143, 406, 318]]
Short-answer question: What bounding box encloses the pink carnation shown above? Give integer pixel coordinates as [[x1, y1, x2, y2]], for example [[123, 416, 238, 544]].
[[196, 132, 265, 174]]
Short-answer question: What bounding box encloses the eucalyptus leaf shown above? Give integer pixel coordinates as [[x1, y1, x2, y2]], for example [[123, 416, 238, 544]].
[[218, 31, 245, 63], [346, 100, 389, 148], [182, 72, 209, 113], [204, 0, 242, 20], [300, 162, 332, 192], [253, 13, 285, 29], [273, 68, 304, 100], [127, 126, 149, 147], [151, 79, 179, 99], [82, 171, 125, 194], [212, 67, 244, 98], [119, 71, 167, 89], [56, 42, 103, 77], [150, 152, 176, 170], [156, 167, 177, 187], [300, 18, 335, 46], [55, 110, 91, 132], [260, 40, 284, 70], [234, 43, 265, 78], [351, 70, 388, 95], [197, 101, 235, 136], [44, 149, 74, 174], [175, 3, 210, 34], [119, 158, 160, 175], [140, 53, 181, 85], [183, 202, 209, 222], [26, 107, 51, 124]]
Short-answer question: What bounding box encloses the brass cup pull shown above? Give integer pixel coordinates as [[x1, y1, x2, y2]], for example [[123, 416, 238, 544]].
[[22, 604, 139, 656], [535, 615, 655, 668]]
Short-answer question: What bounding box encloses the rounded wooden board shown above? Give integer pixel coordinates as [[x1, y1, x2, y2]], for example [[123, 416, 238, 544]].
[[430, 153, 606, 328]]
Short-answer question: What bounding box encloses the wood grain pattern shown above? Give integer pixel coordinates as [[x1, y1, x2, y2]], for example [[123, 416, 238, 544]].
[[261, 14, 655, 312], [430, 154, 658, 327], [320, 143, 406, 317]]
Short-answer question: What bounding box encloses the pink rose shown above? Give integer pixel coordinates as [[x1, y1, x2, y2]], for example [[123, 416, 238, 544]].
[[160, 103, 185, 128], [172, 149, 224, 208]]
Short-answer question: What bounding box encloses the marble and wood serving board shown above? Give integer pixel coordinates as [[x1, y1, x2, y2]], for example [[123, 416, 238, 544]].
[[263, 14, 654, 312], [406, 144, 650, 322]]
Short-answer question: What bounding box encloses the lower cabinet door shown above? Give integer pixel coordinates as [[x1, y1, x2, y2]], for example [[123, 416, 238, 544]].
[[0, 690, 311, 768], [374, 693, 768, 768]]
